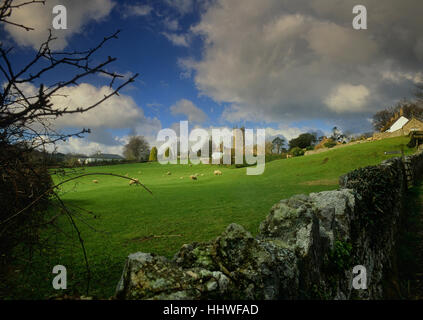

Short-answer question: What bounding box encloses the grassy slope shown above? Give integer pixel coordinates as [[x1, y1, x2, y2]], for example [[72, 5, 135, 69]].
[[5, 136, 415, 299]]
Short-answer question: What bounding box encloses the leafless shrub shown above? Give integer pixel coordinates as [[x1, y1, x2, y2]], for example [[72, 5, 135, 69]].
[[0, 0, 145, 295]]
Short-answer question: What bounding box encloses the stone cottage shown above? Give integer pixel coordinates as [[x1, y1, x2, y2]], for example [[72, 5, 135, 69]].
[[373, 116, 423, 139]]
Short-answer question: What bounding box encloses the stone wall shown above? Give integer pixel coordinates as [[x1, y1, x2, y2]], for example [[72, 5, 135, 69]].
[[115, 152, 423, 300], [304, 140, 370, 156], [373, 130, 404, 140]]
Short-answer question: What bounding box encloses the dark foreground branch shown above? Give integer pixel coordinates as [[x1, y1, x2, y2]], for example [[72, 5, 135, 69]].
[[1, 173, 153, 226]]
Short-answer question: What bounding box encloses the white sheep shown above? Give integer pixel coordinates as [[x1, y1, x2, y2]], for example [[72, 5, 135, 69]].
[[214, 170, 222, 176]]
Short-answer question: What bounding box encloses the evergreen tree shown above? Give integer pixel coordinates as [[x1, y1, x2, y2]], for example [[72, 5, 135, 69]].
[[149, 146, 158, 161]]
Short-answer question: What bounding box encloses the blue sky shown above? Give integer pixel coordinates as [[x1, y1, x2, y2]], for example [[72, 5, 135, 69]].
[[3, 0, 423, 155]]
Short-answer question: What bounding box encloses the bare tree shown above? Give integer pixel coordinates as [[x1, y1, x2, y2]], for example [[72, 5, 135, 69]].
[[372, 108, 395, 132], [272, 137, 285, 154]]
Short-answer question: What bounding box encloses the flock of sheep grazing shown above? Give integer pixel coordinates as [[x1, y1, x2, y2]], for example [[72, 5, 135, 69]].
[[91, 169, 223, 185], [186, 169, 222, 180]]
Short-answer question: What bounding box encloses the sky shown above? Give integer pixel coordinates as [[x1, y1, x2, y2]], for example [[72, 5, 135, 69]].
[[2, 0, 423, 155]]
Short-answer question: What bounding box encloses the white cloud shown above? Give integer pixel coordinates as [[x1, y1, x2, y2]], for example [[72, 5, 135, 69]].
[[133, 117, 162, 148], [122, 4, 153, 18], [325, 84, 370, 113], [170, 99, 207, 123], [55, 136, 125, 155], [9, 81, 156, 131], [4, 0, 115, 50], [162, 32, 190, 47], [51, 83, 144, 129], [55, 114, 162, 154]]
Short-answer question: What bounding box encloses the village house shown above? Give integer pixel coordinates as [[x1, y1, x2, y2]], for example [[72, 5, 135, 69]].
[[373, 114, 423, 139]]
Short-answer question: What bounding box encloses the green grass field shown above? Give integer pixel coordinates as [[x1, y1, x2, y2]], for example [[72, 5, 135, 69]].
[[3, 136, 416, 299]]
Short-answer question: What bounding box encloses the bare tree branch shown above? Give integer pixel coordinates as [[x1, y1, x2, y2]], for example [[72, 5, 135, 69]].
[[1, 173, 153, 226]]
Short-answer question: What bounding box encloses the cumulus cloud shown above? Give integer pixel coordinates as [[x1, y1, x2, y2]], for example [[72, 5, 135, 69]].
[[52, 83, 162, 147], [13, 82, 162, 153], [180, 0, 423, 132], [170, 99, 207, 123], [49, 83, 143, 129], [3, 0, 115, 50], [54, 136, 125, 155], [325, 84, 370, 113], [133, 117, 163, 147]]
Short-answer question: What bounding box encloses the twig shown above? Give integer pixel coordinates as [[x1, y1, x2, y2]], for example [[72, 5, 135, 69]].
[[1, 173, 153, 226], [53, 191, 91, 295]]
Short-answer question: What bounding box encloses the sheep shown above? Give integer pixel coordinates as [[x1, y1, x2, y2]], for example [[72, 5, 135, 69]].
[[129, 178, 139, 186], [92, 180, 99, 184], [190, 175, 198, 180], [214, 170, 222, 176]]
